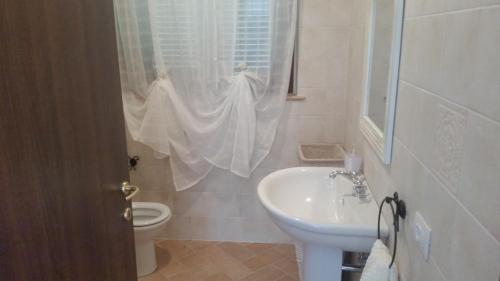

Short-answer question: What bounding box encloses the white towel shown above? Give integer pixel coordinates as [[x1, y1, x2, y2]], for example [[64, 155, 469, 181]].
[[360, 239, 398, 281]]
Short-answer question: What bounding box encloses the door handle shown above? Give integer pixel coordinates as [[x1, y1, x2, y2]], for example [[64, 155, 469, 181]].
[[123, 207, 132, 221], [121, 181, 140, 201]]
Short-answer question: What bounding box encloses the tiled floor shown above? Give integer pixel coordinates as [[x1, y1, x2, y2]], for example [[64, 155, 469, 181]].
[[139, 240, 299, 281]]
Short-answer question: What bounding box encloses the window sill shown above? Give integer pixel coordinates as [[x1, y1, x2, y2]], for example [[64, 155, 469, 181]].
[[286, 95, 306, 101]]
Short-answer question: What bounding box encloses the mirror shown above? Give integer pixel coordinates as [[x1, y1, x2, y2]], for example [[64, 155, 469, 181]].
[[360, 0, 404, 164]]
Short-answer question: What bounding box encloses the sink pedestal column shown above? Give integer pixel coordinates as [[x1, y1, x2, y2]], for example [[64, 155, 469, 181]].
[[303, 243, 343, 281]]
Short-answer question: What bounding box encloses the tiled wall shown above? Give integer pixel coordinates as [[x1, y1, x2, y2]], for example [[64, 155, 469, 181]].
[[126, 0, 353, 243], [344, 0, 370, 152], [345, 1, 500, 280]]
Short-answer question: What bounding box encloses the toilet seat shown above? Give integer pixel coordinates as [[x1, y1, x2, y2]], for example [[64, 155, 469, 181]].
[[132, 202, 171, 227]]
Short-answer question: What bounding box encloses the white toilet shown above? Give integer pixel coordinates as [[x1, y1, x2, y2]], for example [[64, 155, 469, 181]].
[[132, 202, 171, 277]]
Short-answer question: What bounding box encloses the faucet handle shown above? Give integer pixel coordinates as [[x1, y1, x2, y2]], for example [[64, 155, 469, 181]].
[[353, 175, 365, 185], [353, 185, 369, 200]]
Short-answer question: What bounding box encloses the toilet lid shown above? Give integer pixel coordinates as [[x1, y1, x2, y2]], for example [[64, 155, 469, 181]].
[[132, 202, 171, 227]]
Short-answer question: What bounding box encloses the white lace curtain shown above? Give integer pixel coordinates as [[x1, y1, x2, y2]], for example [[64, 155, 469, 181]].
[[114, 0, 297, 190]]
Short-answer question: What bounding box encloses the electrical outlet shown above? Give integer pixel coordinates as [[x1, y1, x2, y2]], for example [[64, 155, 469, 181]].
[[414, 212, 432, 261]]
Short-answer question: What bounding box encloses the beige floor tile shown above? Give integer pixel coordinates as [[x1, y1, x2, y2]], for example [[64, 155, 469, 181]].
[[275, 275, 298, 281], [158, 260, 190, 279], [167, 271, 202, 281], [142, 240, 299, 281], [195, 244, 227, 260], [242, 248, 282, 271], [203, 272, 234, 281], [185, 240, 218, 251], [156, 240, 195, 260], [139, 271, 169, 281], [271, 244, 295, 259], [243, 243, 273, 254], [197, 245, 253, 280], [179, 253, 219, 278], [218, 242, 256, 262], [272, 258, 299, 278], [216, 259, 253, 280], [238, 266, 284, 281], [156, 247, 175, 268]]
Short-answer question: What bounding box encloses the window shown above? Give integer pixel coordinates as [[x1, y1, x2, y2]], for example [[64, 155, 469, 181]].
[[233, 0, 296, 94], [134, 0, 296, 93], [233, 0, 272, 71]]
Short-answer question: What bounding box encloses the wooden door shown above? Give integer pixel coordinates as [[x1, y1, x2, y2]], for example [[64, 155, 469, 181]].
[[0, 0, 137, 280]]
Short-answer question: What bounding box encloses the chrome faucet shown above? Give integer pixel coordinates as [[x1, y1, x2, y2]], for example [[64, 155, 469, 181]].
[[330, 169, 369, 201], [329, 169, 360, 181]]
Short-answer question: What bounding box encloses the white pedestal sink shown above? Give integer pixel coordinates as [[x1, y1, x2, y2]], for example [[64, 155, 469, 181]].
[[257, 167, 389, 281]]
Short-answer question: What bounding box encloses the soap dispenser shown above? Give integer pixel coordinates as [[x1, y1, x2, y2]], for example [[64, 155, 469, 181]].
[[344, 145, 362, 173]]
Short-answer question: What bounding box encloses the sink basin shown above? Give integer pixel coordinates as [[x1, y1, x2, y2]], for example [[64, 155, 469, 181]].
[[257, 167, 389, 281]]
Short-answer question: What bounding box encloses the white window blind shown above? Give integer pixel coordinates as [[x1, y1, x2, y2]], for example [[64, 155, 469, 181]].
[[145, 0, 272, 71], [149, 1, 199, 68], [233, 0, 272, 71]]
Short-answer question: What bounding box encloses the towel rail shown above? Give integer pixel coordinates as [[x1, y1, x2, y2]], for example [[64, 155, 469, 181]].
[[377, 192, 406, 268]]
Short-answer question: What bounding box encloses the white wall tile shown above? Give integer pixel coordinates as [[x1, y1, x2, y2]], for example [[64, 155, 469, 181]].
[[417, 175, 457, 274], [216, 217, 291, 243], [129, 162, 172, 192], [328, 28, 351, 60], [482, 0, 500, 4], [404, 85, 436, 167], [431, 103, 467, 194], [447, 207, 500, 281], [163, 215, 192, 239], [216, 192, 241, 218], [172, 191, 217, 217], [388, 140, 427, 213], [300, 0, 333, 28], [450, 0, 486, 10], [239, 167, 272, 195], [469, 7, 500, 123], [459, 113, 500, 241], [297, 116, 329, 143], [298, 27, 331, 62], [323, 114, 346, 143], [134, 190, 173, 207], [187, 167, 245, 194], [301, 0, 352, 28], [297, 50, 331, 88], [393, 82, 418, 146], [405, 0, 447, 17], [351, 0, 371, 26], [346, 25, 367, 102], [327, 54, 350, 93], [439, 10, 481, 107], [329, 0, 353, 27], [293, 88, 330, 116], [400, 16, 445, 93], [240, 193, 268, 220]]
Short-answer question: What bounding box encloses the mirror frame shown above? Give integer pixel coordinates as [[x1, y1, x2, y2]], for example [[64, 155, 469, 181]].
[[360, 0, 405, 164]]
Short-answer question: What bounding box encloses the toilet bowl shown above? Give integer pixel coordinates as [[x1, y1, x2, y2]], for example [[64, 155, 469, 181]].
[[132, 202, 171, 277]]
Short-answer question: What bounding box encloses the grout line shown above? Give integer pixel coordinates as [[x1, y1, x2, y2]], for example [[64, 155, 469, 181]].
[[399, 80, 500, 127], [405, 3, 500, 20], [429, 255, 449, 281]]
